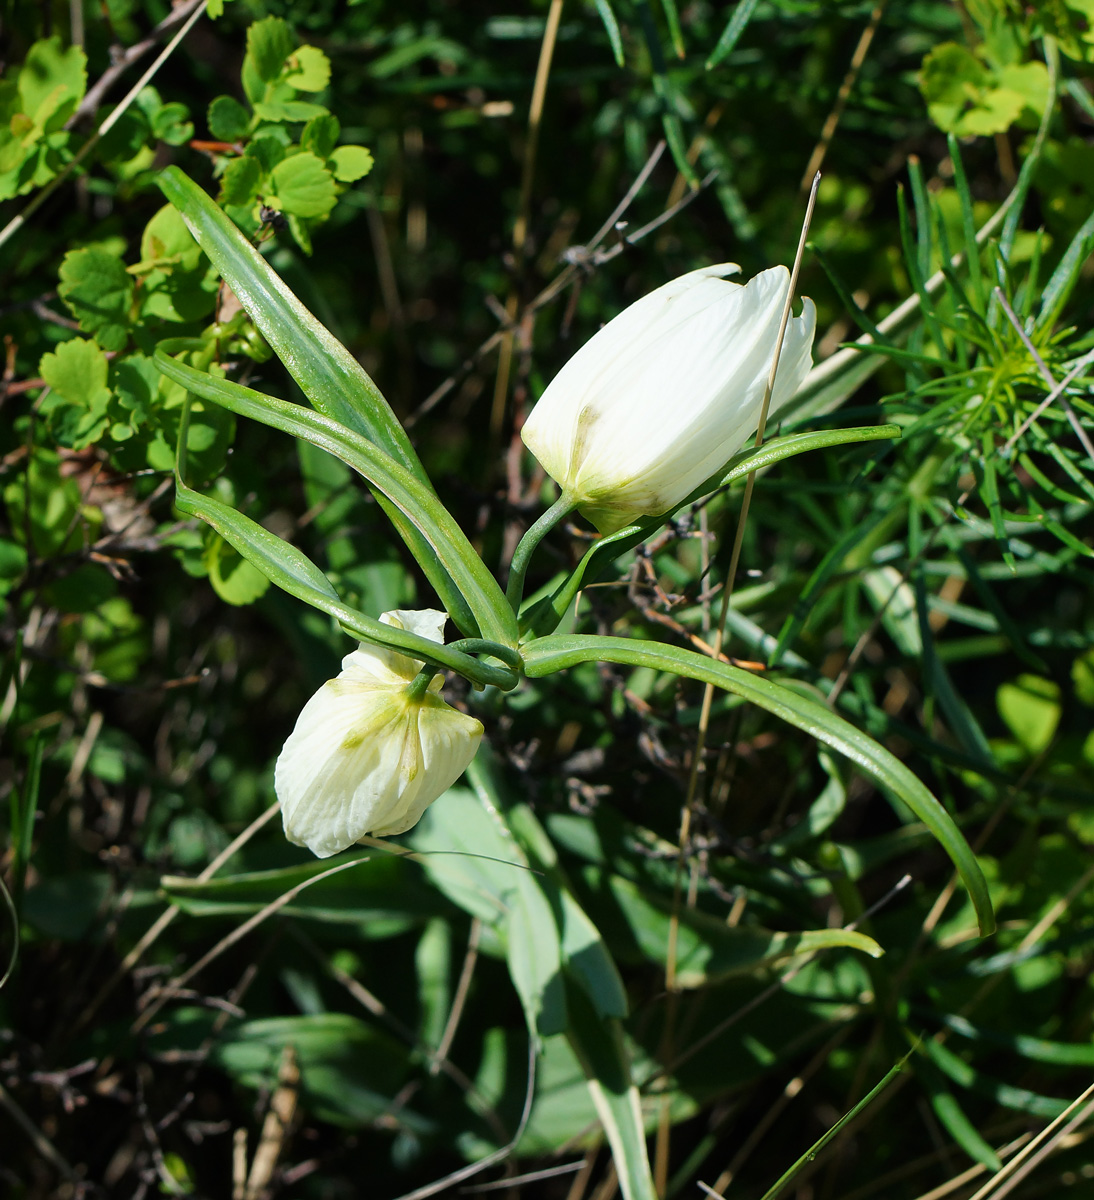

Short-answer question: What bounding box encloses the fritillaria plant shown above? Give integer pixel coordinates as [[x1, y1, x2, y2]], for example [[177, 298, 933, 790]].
[[153, 166, 994, 1200]]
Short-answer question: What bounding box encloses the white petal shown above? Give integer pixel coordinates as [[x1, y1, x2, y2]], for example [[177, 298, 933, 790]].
[[276, 680, 417, 857], [368, 695, 483, 836], [337, 608, 450, 685]]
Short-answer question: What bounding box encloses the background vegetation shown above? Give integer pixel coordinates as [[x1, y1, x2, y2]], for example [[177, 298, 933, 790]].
[[2, 1, 1094, 1198]]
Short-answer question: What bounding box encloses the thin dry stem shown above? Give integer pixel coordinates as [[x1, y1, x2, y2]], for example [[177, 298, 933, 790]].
[[0, 0, 208, 254], [800, 3, 887, 188], [490, 0, 566, 437]]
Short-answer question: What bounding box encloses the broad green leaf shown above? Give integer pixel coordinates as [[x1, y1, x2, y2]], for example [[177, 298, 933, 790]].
[[467, 752, 628, 1021], [603, 872, 881, 988], [411, 788, 568, 1036], [211, 1013, 427, 1129], [996, 674, 1061, 755], [207, 95, 251, 141], [155, 350, 518, 649], [18, 37, 86, 129], [523, 635, 995, 936], [268, 152, 336, 218], [138, 203, 203, 272], [161, 850, 439, 932], [285, 45, 331, 92], [151, 101, 193, 146], [252, 97, 328, 124], [329, 144, 374, 183], [57, 247, 133, 351], [219, 155, 262, 208], [301, 113, 340, 159], [246, 16, 295, 83], [39, 337, 110, 412]]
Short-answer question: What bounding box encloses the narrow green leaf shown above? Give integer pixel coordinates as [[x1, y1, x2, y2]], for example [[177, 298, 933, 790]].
[[938, 1011, 1094, 1068], [156, 351, 518, 649], [0, 873, 17, 989], [758, 1054, 909, 1200], [921, 1037, 1068, 1119], [523, 635, 995, 936], [920, 1057, 1002, 1171], [772, 505, 890, 665], [946, 134, 984, 309], [658, 0, 685, 58], [707, 0, 761, 69], [9, 735, 43, 910], [913, 568, 996, 768], [594, 0, 625, 66], [173, 480, 516, 689], [1036, 204, 1094, 334], [566, 981, 658, 1200], [155, 167, 425, 481]]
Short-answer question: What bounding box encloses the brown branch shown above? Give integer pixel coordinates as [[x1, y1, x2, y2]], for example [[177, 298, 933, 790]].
[[66, 0, 208, 128]]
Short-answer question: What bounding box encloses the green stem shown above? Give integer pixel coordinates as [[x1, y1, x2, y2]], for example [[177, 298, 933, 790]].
[[406, 668, 439, 701], [505, 494, 576, 613]]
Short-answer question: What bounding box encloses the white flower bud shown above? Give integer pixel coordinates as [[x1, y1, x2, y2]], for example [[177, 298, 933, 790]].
[[521, 264, 817, 533], [275, 609, 483, 858]]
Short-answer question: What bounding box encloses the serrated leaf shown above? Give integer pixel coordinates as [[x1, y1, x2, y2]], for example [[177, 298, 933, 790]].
[[151, 101, 193, 146], [329, 144, 373, 183], [207, 95, 251, 141], [244, 136, 285, 174], [247, 16, 296, 84], [300, 112, 340, 159], [252, 97, 328, 124], [285, 45, 331, 92], [39, 337, 110, 410], [57, 247, 133, 351], [18, 37, 86, 130], [219, 155, 262, 208], [267, 152, 336, 218]]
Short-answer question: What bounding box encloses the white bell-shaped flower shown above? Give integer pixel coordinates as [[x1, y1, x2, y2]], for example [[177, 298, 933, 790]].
[[275, 609, 483, 858], [521, 264, 817, 533]]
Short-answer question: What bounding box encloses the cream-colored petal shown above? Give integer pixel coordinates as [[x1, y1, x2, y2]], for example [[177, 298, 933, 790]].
[[366, 694, 483, 837], [336, 608, 450, 685], [275, 680, 419, 857], [523, 264, 817, 532]]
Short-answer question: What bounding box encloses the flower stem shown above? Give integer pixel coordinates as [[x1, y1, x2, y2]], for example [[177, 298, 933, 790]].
[[406, 668, 439, 701], [505, 494, 575, 614]]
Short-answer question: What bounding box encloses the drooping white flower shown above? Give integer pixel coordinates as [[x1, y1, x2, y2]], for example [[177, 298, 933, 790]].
[[521, 264, 817, 533], [275, 609, 483, 858]]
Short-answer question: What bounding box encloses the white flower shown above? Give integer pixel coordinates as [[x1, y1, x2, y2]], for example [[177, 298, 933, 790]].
[[521, 264, 816, 533], [275, 609, 483, 858]]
